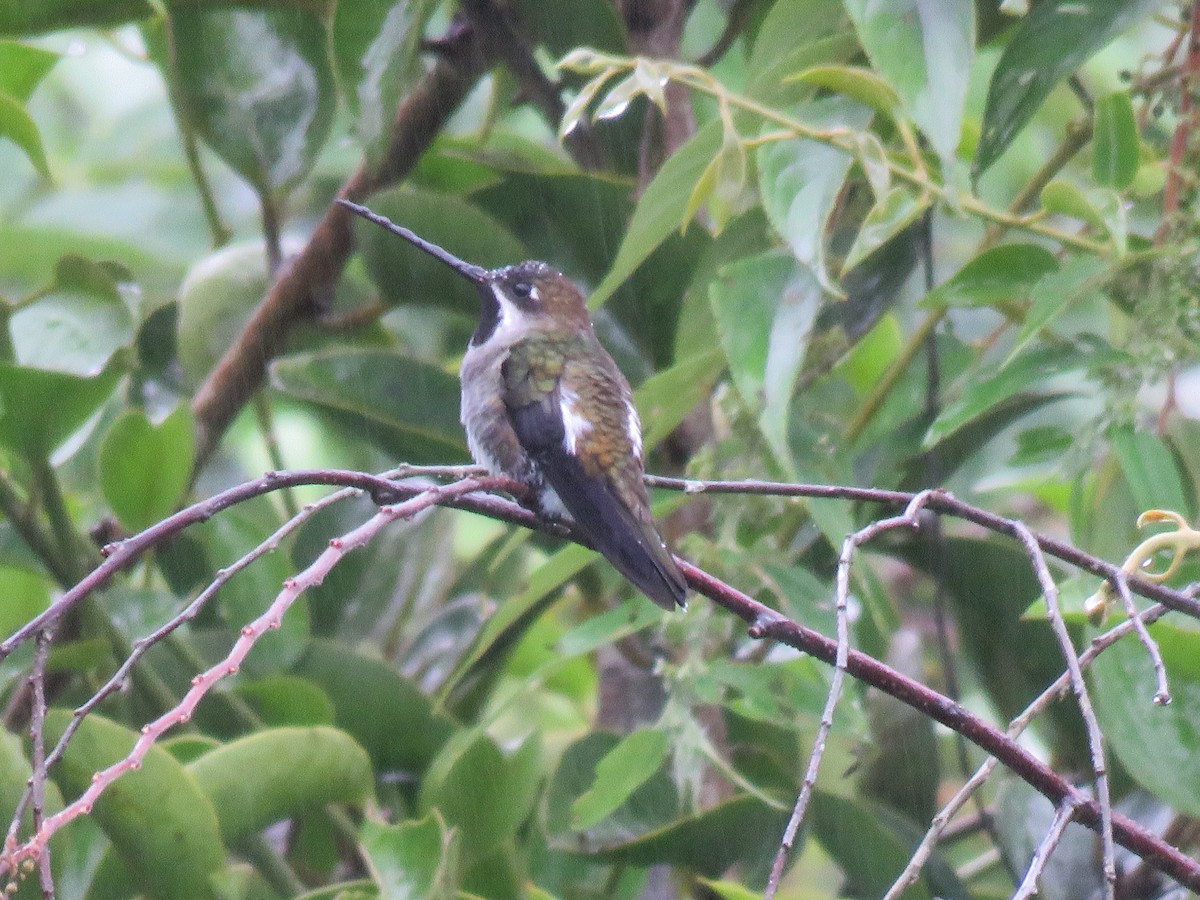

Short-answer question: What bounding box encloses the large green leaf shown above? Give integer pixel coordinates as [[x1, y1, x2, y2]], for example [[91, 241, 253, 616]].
[[589, 121, 722, 308], [921, 243, 1059, 309], [189, 726, 373, 842], [1091, 618, 1200, 817], [0, 91, 48, 177], [44, 711, 225, 900], [269, 348, 469, 463], [9, 260, 136, 377], [360, 815, 457, 900], [634, 347, 726, 451], [165, 7, 335, 195], [0, 0, 151, 36], [844, 0, 973, 172], [419, 731, 541, 864], [293, 640, 456, 774], [331, 0, 438, 166], [98, 405, 194, 533], [710, 253, 819, 471], [975, 0, 1164, 174], [811, 791, 967, 899], [1093, 91, 1139, 189], [0, 364, 118, 456], [0, 40, 58, 100], [756, 97, 871, 291], [571, 728, 670, 830], [1110, 426, 1193, 519]]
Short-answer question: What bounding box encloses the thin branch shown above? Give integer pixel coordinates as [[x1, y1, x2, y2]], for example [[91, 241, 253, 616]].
[[29, 629, 53, 900], [1011, 521, 1114, 896], [1111, 573, 1171, 704], [765, 491, 936, 898], [1013, 800, 1080, 900], [2, 476, 509, 871], [4, 471, 1199, 888]]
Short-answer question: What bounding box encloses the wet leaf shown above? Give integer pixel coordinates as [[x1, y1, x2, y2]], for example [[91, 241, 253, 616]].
[[844, 0, 973, 172], [165, 7, 335, 195], [1093, 91, 1139, 189], [976, 0, 1161, 174], [270, 348, 468, 463], [98, 405, 194, 533]]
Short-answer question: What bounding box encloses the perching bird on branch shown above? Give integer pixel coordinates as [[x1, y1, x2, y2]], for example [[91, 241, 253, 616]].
[[338, 199, 687, 611]]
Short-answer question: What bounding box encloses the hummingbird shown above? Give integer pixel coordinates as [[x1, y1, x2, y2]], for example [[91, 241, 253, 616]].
[[338, 199, 687, 610]]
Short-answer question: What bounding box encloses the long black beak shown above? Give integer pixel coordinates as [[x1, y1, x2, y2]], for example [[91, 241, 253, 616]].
[[337, 199, 489, 284]]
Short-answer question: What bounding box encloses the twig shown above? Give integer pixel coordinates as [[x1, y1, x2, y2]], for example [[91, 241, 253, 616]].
[[884, 599, 1174, 897], [29, 629, 53, 900], [0, 467, 509, 662], [2, 477, 365, 851], [1013, 799, 1080, 900], [764, 491, 938, 898], [1111, 573, 1171, 704], [1, 476, 509, 872], [1011, 522, 1114, 895], [644, 475, 1200, 621]]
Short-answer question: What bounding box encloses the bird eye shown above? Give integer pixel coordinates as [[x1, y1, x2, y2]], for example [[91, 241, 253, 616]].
[[512, 281, 534, 299]]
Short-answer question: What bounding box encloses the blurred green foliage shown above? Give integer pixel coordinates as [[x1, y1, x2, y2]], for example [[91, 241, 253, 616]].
[[1, 1, 1199, 897]]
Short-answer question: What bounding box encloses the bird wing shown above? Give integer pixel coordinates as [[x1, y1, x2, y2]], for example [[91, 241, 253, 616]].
[[502, 345, 686, 610]]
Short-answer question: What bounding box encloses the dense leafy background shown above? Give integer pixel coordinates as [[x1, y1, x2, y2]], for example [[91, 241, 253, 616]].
[[1, 0, 1199, 897]]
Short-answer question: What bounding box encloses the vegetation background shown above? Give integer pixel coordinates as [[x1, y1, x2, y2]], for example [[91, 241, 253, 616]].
[[1, 0, 1200, 897]]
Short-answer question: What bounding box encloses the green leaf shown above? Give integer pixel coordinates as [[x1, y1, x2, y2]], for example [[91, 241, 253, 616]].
[[1093, 91, 1139, 189], [43, 711, 225, 900], [1091, 617, 1200, 817], [975, 0, 1162, 175], [925, 345, 1090, 447], [571, 728, 670, 830], [293, 640, 456, 774], [98, 405, 195, 533], [1007, 256, 1107, 365], [711, 254, 819, 471], [189, 726, 373, 843], [634, 347, 726, 451], [811, 791, 967, 899], [789, 65, 899, 117], [1039, 179, 1107, 232], [164, 7, 335, 195], [354, 186, 527, 313], [841, 187, 930, 275], [0, 41, 59, 101], [233, 675, 335, 727], [176, 240, 279, 388], [756, 97, 872, 292], [922, 243, 1059, 309], [0, 364, 118, 456], [9, 281, 135, 378], [419, 732, 541, 864], [0, 566, 49, 639], [270, 348, 468, 463], [0, 0, 151, 36], [844, 0, 974, 171], [589, 121, 722, 308], [331, 0, 439, 167], [360, 815, 458, 900], [0, 91, 49, 177], [579, 794, 787, 879], [512, 0, 627, 56], [545, 732, 678, 845], [1110, 426, 1193, 517]]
